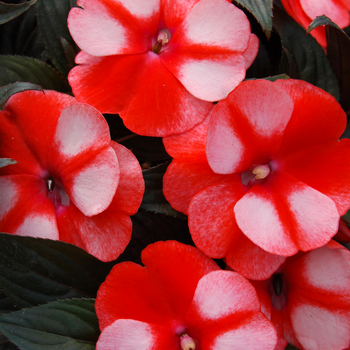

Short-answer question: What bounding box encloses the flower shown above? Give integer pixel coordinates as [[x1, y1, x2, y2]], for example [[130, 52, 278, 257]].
[[251, 241, 350, 350], [67, 0, 259, 137], [163, 79, 350, 277], [280, 0, 350, 47], [95, 240, 278, 350], [0, 90, 144, 262]]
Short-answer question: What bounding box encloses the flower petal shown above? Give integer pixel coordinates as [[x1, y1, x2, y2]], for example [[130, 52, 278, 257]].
[[243, 34, 260, 69], [163, 161, 238, 214], [162, 0, 254, 101], [96, 241, 218, 330], [62, 147, 119, 217], [188, 182, 246, 257], [119, 53, 213, 136], [276, 79, 347, 155], [141, 241, 220, 321], [206, 80, 294, 174], [1, 90, 75, 171], [0, 175, 59, 240], [68, 0, 160, 56], [52, 103, 112, 161], [68, 203, 131, 262], [109, 142, 144, 215], [300, 0, 350, 28], [186, 271, 277, 350], [97, 319, 178, 350], [226, 235, 286, 280], [234, 171, 339, 255]]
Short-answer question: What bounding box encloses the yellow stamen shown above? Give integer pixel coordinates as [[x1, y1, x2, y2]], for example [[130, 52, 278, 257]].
[[252, 164, 270, 180]]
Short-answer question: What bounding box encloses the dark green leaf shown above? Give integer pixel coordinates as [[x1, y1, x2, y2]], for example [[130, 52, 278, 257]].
[[0, 158, 17, 169], [308, 15, 341, 33], [264, 73, 290, 82], [326, 23, 350, 115], [117, 210, 193, 265], [36, 0, 78, 76], [0, 299, 99, 350], [0, 0, 37, 25], [0, 233, 112, 308], [141, 163, 186, 218], [0, 55, 70, 92], [233, 0, 273, 38], [60, 37, 76, 71], [273, 6, 339, 100], [0, 82, 42, 107]]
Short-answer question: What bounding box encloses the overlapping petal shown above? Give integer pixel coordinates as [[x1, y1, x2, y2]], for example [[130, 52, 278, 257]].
[[188, 182, 246, 257], [161, 0, 255, 101], [68, 0, 160, 56], [186, 271, 277, 350], [234, 171, 339, 256], [96, 241, 219, 330], [0, 175, 59, 240], [97, 319, 179, 350], [206, 80, 294, 174]]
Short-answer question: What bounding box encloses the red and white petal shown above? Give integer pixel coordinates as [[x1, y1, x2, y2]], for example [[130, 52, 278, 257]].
[[163, 113, 211, 161], [161, 0, 252, 101], [69, 53, 147, 114], [289, 302, 350, 350], [62, 147, 119, 217], [284, 243, 350, 303], [119, 52, 213, 136], [206, 80, 294, 174], [52, 103, 111, 162], [0, 111, 43, 177], [68, 203, 131, 262], [234, 171, 339, 256], [163, 161, 238, 214], [277, 140, 350, 216], [243, 34, 259, 69], [276, 79, 347, 156], [109, 142, 144, 216], [207, 313, 277, 350], [188, 182, 246, 258], [226, 235, 286, 280], [2, 90, 75, 170], [162, 0, 201, 30], [0, 175, 59, 240], [142, 241, 220, 321], [68, 0, 160, 56], [96, 319, 179, 350], [186, 271, 277, 349], [281, 244, 350, 349], [96, 262, 174, 330], [300, 0, 350, 28], [187, 271, 261, 322]]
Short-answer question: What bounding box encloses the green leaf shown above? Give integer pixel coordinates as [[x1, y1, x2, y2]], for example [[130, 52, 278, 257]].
[[0, 158, 17, 169], [233, 0, 273, 38], [0, 55, 70, 92], [0, 233, 112, 308], [326, 24, 350, 116], [308, 15, 341, 33], [273, 6, 340, 100], [0, 82, 42, 107], [118, 210, 193, 265], [0, 0, 37, 25], [141, 163, 186, 218], [264, 74, 290, 82], [0, 299, 99, 350], [36, 0, 78, 76]]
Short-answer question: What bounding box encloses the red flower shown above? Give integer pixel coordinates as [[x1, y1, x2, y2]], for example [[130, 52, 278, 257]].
[[95, 240, 278, 350], [251, 241, 350, 350], [67, 0, 258, 137], [280, 0, 350, 47], [0, 90, 144, 262], [163, 79, 350, 278]]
